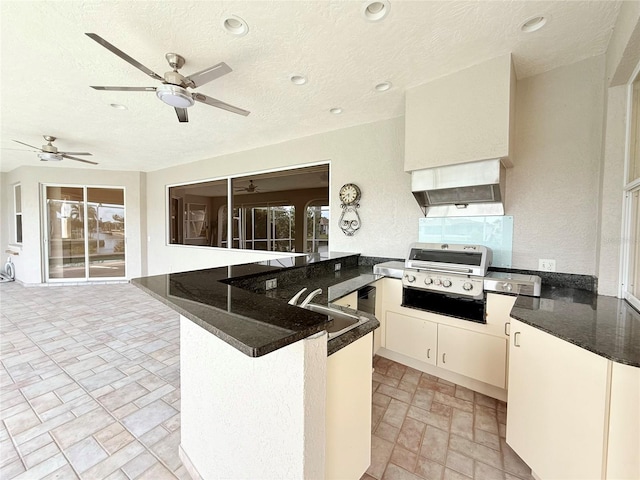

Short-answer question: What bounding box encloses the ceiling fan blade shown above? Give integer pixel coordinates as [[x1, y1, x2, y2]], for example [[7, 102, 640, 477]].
[[12, 139, 42, 150], [85, 33, 164, 82], [59, 152, 92, 156], [174, 108, 189, 123], [90, 86, 156, 91], [62, 155, 98, 165], [193, 93, 250, 116], [185, 62, 232, 88]]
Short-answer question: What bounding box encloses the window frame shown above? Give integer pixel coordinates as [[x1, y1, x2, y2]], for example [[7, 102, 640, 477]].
[[165, 162, 330, 253], [13, 183, 22, 244], [621, 61, 640, 309]]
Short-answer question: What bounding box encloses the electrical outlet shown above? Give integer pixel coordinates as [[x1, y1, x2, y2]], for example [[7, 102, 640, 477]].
[[334, 263, 341, 271], [539, 259, 556, 272], [265, 278, 277, 290]]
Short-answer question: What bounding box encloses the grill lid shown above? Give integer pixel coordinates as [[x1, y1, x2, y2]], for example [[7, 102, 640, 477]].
[[405, 242, 492, 277]]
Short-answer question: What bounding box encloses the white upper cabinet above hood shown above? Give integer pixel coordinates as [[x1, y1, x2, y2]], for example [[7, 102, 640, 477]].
[[404, 53, 516, 173]]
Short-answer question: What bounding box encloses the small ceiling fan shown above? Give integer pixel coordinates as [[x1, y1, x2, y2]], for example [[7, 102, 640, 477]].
[[234, 180, 260, 193], [86, 33, 250, 123], [12, 136, 98, 165]]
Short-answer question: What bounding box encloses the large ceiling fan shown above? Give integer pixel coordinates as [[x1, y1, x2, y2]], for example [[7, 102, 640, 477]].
[[86, 33, 250, 123], [12, 136, 97, 165]]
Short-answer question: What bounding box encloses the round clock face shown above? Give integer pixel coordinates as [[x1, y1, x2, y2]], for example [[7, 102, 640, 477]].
[[339, 183, 361, 204]]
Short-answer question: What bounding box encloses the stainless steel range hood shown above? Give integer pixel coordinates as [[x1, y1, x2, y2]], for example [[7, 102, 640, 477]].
[[412, 158, 505, 217]]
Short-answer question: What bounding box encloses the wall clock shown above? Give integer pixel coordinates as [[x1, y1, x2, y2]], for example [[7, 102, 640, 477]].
[[339, 183, 362, 236]]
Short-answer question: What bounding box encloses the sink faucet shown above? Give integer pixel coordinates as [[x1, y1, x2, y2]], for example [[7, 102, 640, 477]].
[[288, 287, 307, 306], [299, 288, 322, 308]]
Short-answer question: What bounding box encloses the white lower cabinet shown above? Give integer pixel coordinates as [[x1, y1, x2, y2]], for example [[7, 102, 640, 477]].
[[386, 311, 437, 365], [506, 319, 609, 480], [438, 324, 506, 388], [385, 311, 506, 388], [331, 291, 358, 308], [606, 361, 640, 480], [326, 333, 372, 480]]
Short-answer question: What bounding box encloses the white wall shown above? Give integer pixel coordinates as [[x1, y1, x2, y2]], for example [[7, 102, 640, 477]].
[[180, 317, 326, 479], [606, 1, 640, 86], [508, 55, 606, 275], [0, 166, 144, 284], [144, 117, 420, 275]]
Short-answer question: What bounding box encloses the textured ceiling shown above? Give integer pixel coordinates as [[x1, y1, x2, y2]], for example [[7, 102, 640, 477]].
[[0, 0, 621, 173]]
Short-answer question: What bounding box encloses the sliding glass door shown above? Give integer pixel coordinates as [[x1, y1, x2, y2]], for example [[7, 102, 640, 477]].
[[44, 185, 125, 281]]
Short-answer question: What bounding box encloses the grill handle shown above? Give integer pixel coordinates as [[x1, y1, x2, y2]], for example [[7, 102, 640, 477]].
[[406, 262, 473, 274]]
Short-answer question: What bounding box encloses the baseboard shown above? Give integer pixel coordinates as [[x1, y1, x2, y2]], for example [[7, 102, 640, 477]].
[[179, 444, 203, 480]]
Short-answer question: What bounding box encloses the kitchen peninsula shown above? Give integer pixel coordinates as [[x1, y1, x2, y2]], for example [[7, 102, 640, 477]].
[[133, 252, 380, 480], [133, 250, 640, 480]]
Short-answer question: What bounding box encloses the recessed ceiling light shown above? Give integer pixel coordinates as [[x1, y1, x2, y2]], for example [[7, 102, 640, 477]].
[[110, 103, 127, 110], [290, 75, 307, 85], [520, 15, 547, 33], [330, 107, 343, 115], [223, 15, 249, 36], [362, 0, 390, 22], [375, 81, 392, 92]]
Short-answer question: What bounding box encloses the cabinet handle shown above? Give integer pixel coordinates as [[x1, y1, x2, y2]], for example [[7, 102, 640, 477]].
[[427, 348, 431, 359], [514, 332, 521, 347], [504, 322, 510, 336], [442, 353, 446, 363]]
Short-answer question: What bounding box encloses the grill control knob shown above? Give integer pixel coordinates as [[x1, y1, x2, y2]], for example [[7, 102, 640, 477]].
[[463, 282, 473, 291], [405, 274, 416, 283], [503, 282, 513, 292], [424, 277, 433, 286], [442, 279, 452, 288]]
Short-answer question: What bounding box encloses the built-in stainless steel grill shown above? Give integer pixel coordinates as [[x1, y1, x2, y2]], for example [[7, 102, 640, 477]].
[[399, 243, 543, 323], [402, 243, 493, 323], [374, 243, 542, 324]]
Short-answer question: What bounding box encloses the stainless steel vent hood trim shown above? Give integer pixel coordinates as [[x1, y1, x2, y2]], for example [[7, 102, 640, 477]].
[[411, 158, 506, 217]]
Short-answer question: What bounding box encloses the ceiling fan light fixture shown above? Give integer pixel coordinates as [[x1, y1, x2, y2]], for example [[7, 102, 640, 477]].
[[38, 152, 63, 162], [155, 84, 195, 108]]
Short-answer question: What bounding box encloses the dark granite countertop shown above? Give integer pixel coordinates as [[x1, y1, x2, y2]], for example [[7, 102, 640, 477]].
[[511, 292, 640, 368], [132, 252, 380, 358]]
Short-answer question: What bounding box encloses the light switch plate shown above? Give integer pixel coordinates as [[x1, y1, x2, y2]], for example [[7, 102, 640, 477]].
[[265, 278, 277, 290]]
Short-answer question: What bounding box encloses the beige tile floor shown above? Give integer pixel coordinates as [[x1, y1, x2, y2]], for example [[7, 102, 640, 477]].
[[0, 282, 185, 479], [1, 282, 533, 480], [363, 356, 533, 480]]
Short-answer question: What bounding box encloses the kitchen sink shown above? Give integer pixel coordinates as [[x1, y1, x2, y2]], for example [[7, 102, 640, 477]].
[[303, 303, 368, 339]]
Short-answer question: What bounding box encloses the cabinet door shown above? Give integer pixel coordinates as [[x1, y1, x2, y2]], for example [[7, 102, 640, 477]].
[[506, 319, 608, 480], [437, 324, 506, 388], [386, 311, 437, 365], [607, 361, 640, 480], [326, 333, 373, 479], [332, 291, 358, 308]]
